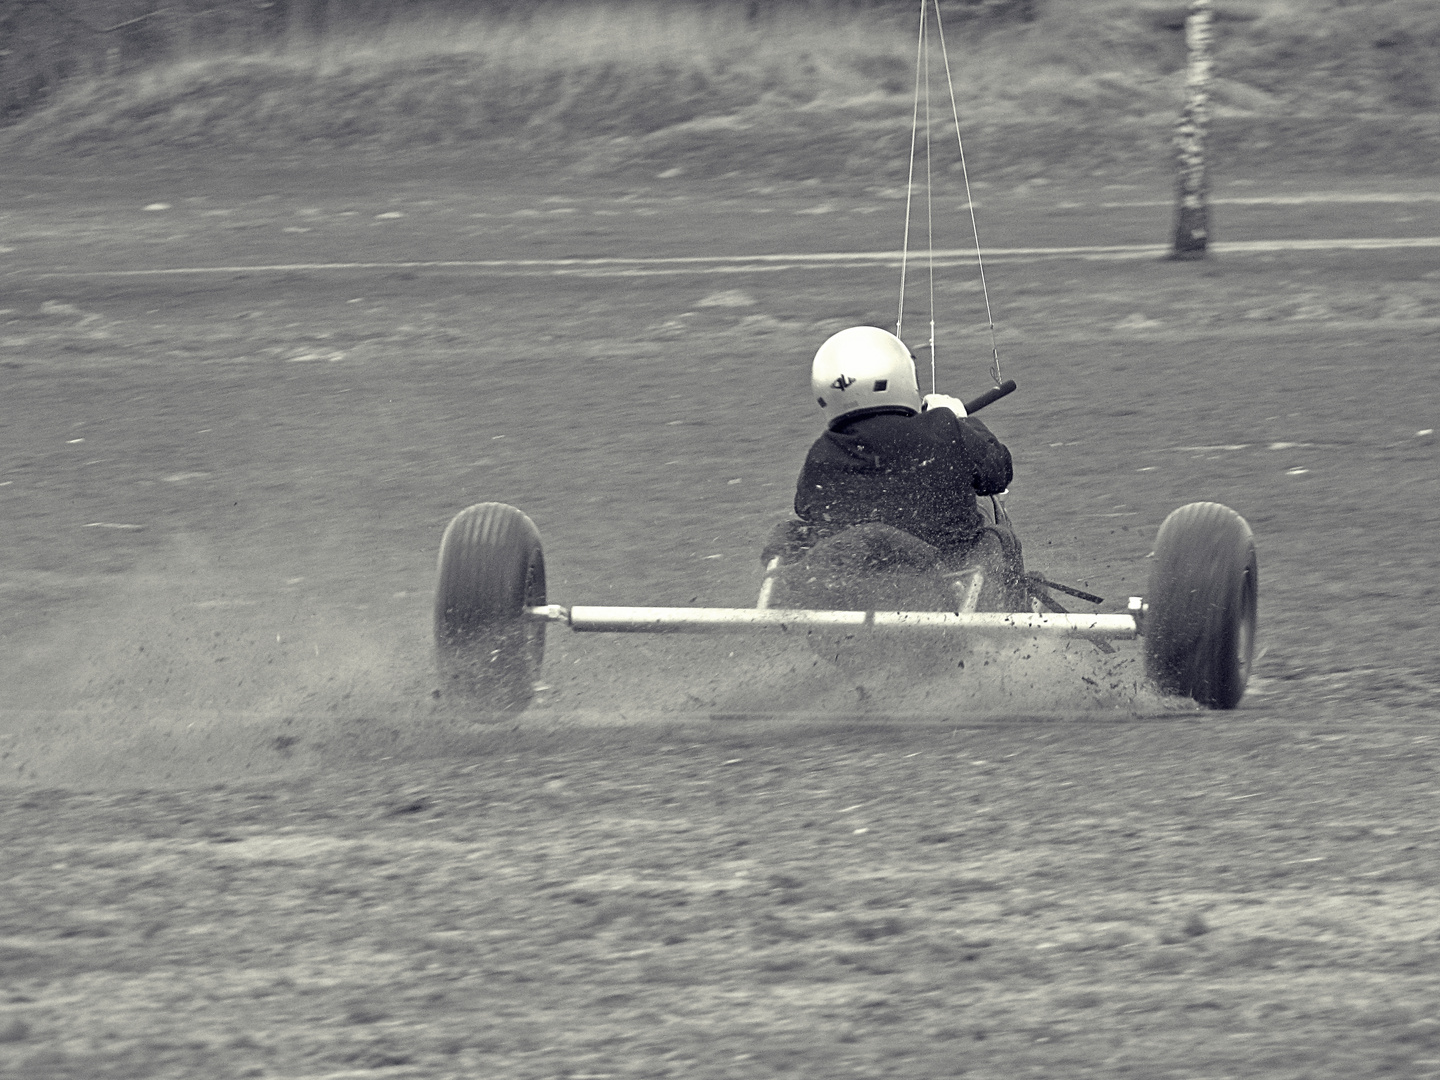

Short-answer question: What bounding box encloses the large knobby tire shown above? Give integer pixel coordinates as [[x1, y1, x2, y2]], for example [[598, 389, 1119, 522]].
[[434, 503, 546, 711], [1143, 502, 1258, 709]]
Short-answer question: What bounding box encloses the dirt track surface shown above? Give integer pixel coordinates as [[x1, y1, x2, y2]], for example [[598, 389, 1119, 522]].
[[5, 716, 1440, 1079], [2, 150, 1439, 1076]]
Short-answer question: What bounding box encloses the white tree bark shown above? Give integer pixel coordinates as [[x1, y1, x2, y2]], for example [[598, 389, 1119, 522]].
[[1171, 0, 1213, 259]]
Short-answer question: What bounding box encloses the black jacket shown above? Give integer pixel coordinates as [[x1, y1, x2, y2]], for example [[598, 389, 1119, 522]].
[[794, 407, 1013, 550]]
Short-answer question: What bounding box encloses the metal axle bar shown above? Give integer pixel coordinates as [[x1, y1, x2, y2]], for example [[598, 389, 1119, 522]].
[[527, 605, 1137, 638]]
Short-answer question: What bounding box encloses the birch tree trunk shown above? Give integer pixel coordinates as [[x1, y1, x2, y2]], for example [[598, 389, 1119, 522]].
[[1171, 0, 1213, 260]]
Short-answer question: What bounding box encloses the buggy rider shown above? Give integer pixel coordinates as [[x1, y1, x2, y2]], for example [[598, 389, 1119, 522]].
[[794, 325, 1013, 558]]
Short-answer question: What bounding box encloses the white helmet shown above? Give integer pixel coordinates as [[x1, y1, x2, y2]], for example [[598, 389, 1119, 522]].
[[810, 326, 922, 429]]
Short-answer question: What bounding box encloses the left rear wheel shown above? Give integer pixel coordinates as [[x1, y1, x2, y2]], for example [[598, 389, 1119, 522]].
[[434, 502, 546, 711]]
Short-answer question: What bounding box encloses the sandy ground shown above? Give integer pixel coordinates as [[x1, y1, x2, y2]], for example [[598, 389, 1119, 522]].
[[1, 149, 1439, 1077]]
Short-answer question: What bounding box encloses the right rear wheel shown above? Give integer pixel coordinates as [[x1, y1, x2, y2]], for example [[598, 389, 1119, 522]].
[[1143, 501, 1258, 709]]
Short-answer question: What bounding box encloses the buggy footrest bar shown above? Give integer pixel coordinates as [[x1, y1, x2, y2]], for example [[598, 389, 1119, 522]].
[[528, 605, 1137, 638]]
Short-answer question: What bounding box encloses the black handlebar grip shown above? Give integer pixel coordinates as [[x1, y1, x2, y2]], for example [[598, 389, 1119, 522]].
[[962, 379, 1017, 415]]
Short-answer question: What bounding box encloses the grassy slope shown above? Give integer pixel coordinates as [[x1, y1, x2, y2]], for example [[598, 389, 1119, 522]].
[[2, 0, 1439, 178]]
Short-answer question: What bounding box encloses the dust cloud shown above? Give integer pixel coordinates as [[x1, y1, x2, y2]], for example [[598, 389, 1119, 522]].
[[537, 627, 1180, 721], [1, 536, 1182, 788], [1, 533, 462, 787]]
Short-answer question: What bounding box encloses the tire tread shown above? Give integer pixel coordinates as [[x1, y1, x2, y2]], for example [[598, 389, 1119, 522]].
[[434, 503, 546, 711], [1143, 501, 1258, 709]]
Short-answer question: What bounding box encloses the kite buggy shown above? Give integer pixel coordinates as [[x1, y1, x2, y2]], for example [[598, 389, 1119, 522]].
[[431, 0, 1258, 715], [431, 353, 1258, 715]]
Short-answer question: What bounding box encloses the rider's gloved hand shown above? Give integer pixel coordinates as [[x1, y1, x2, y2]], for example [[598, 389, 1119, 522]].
[[921, 393, 967, 418]]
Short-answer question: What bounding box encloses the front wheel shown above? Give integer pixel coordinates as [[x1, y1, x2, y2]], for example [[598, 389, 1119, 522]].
[[434, 503, 546, 711], [1143, 502, 1258, 709]]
